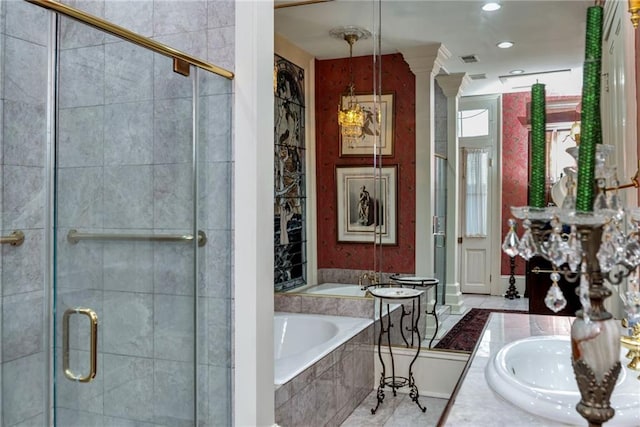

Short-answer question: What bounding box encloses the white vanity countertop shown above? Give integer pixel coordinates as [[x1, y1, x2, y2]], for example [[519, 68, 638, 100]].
[[441, 312, 574, 426]]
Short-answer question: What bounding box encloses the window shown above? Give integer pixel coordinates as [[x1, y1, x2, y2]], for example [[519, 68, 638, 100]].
[[274, 55, 307, 291], [457, 108, 489, 138], [464, 148, 489, 237]]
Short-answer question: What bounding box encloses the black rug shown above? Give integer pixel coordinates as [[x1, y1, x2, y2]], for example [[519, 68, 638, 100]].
[[433, 308, 528, 352]]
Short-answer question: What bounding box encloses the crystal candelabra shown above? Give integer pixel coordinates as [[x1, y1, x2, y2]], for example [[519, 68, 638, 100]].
[[503, 144, 640, 426]]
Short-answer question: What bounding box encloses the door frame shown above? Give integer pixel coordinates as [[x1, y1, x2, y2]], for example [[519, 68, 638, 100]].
[[458, 94, 502, 295]]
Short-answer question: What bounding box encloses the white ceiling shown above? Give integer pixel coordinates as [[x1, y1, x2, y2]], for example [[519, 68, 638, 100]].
[[275, 0, 593, 96]]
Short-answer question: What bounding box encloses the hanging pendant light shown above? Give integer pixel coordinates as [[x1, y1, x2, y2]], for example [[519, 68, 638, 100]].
[[330, 26, 371, 144]]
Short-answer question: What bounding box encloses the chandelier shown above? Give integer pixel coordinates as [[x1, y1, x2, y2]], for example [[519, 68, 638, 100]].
[[330, 26, 370, 144]]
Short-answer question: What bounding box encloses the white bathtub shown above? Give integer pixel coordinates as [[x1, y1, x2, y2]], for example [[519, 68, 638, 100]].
[[273, 312, 372, 386]]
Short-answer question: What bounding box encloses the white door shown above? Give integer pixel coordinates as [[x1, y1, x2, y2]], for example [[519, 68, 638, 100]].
[[458, 95, 500, 294]]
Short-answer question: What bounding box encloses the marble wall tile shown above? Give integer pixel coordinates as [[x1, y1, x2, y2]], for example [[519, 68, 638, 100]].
[[105, 42, 154, 104], [104, 165, 154, 229], [198, 229, 231, 298], [2, 165, 44, 229], [3, 100, 46, 167], [207, 26, 233, 50], [0, 100, 4, 164], [154, 294, 194, 362], [153, 98, 193, 164], [206, 35, 233, 72], [198, 161, 231, 230], [275, 381, 292, 410], [58, 106, 104, 167], [153, 163, 192, 229], [154, 243, 194, 295], [104, 0, 153, 37], [2, 228, 44, 296], [153, 359, 194, 425], [153, 0, 207, 36], [103, 291, 153, 357], [54, 348, 104, 414], [2, 353, 44, 426], [1, 291, 43, 361], [153, 56, 193, 101], [103, 240, 154, 293], [198, 71, 232, 97], [206, 296, 231, 367], [56, 167, 104, 229], [103, 353, 154, 422], [199, 94, 232, 162], [314, 368, 338, 426], [56, 229, 104, 290], [153, 31, 207, 64], [300, 295, 338, 315], [102, 415, 157, 426], [104, 101, 154, 166], [207, 0, 234, 28], [336, 298, 374, 319], [3, 36, 47, 104], [0, 297, 3, 363], [207, 365, 231, 426], [4, 0, 48, 45], [273, 294, 301, 313], [58, 46, 105, 109], [54, 409, 103, 427], [58, 2, 105, 49], [10, 412, 45, 427]]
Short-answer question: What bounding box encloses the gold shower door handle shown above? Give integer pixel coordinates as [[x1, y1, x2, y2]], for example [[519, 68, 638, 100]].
[[63, 308, 98, 383]]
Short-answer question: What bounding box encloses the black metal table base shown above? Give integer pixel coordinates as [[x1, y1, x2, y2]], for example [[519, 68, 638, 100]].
[[504, 256, 520, 300], [371, 297, 427, 415]]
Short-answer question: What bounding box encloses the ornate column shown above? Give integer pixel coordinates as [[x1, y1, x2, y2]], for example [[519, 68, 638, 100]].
[[401, 44, 451, 277], [435, 72, 471, 315]]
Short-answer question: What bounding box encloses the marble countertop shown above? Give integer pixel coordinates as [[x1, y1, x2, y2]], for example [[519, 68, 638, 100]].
[[441, 312, 575, 426]]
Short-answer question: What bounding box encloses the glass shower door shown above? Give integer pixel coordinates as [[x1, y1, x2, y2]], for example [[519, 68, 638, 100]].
[[53, 16, 199, 426]]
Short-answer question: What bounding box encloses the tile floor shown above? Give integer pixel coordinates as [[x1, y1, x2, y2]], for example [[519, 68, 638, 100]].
[[340, 294, 529, 427]]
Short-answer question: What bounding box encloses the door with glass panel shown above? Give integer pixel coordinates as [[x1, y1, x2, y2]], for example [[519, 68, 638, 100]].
[[458, 96, 499, 294], [52, 14, 229, 426]]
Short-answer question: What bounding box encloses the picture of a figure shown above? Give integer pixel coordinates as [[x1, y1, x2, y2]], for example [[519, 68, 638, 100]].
[[358, 186, 371, 225], [337, 166, 397, 245]]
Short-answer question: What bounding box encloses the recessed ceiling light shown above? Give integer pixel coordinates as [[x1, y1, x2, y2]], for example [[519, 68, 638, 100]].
[[482, 2, 501, 11], [510, 69, 525, 74], [497, 41, 514, 49]]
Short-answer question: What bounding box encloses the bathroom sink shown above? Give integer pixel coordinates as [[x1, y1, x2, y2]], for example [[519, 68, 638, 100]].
[[485, 335, 640, 426], [368, 286, 423, 304]]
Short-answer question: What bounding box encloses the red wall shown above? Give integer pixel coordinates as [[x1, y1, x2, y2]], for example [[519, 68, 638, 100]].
[[501, 92, 530, 276], [500, 93, 582, 275], [315, 53, 416, 273]]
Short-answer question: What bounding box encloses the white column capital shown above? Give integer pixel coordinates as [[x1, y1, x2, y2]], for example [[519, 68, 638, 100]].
[[401, 43, 451, 77], [435, 73, 472, 98]]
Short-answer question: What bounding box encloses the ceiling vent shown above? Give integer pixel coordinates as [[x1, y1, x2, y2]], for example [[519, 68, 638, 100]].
[[460, 54, 479, 64], [469, 73, 487, 80]]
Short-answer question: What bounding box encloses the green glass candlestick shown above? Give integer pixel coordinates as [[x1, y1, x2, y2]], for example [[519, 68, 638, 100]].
[[576, 5, 603, 213], [529, 82, 546, 208]]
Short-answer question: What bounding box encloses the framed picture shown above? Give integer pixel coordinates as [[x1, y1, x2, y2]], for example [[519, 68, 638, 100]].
[[339, 93, 394, 157], [336, 165, 397, 245]]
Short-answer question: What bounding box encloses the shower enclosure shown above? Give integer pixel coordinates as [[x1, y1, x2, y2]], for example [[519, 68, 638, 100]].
[[0, 1, 233, 425]]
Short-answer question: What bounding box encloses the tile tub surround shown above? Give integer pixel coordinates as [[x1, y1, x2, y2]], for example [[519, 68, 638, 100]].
[[275, 322, 375, 427], [275, 288, 427, 347], [274, 292, 375, 319], [440, 313, 577, 426], [318, 268, 401, 285]]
